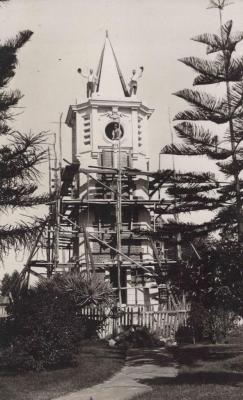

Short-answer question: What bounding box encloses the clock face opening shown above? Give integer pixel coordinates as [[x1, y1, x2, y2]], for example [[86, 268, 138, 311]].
[[105, 122, 124, 141]]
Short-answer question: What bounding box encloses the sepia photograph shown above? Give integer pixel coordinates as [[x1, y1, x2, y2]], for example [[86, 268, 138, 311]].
[[0, 0, 243, 399]]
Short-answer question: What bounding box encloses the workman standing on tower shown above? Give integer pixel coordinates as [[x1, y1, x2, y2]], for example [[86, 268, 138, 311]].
[[77, 68, 97, 98], [129, 66, 144, 96]]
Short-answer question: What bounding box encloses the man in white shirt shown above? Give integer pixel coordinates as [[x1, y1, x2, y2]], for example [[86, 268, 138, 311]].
[[129, 66, 144, 96], [77, 68, 97, 98]]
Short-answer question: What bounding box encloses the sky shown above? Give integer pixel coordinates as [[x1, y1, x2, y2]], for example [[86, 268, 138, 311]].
[[1, 0, 243, 277]]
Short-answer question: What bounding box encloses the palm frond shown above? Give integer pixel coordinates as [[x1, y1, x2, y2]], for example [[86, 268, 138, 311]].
[[42, 272, 116, 308]]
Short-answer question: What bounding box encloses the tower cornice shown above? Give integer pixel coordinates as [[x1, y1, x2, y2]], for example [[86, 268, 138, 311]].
[[66, 99, 154, 127]]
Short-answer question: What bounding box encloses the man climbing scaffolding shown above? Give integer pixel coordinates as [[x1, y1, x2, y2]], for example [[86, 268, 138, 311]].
[[77, 67, 97, 98], [129, 66, 144, 96]]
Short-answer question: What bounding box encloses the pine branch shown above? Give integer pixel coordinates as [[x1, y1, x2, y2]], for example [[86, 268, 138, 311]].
[[208, 1, 233, 11], [0, 90, 22, 112], [221, 19, 233, 43], [162, 143, 206, 156], [165, 201, 220, 214], [227, 82, 243, 117], [0, 218, 47, 257], [5, 30, 33, 51], [217, 158, 243, 176], [174, 122, 232, 159], [0, 131, 47, 182], [167, 182, 219, 196], [0, 31, 33, 88], [179, 57, 225, 84], [192, 32, 222, 54], [174, 122, 219, 147], [0, 122, 10, 135], [228, 58, 243, 83], [155, 220, 221, 240], [175, 193, 220, 205], [174, 108, 229, 124], [0, 184, 49, 208], [174, 89, 222, 112], [0, 194, 49, 208], [173, 89, 230, 124], [174, 171, 216, 183], [192, 21, 243, 54], [213, 203, 237, 225], [202, 179, 243, 205], [162, 142, 231, 160]]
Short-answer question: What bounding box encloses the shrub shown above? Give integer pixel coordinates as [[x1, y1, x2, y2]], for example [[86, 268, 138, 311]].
[[115, 326, 161, 349], [1, 272, 114, 371], [185, 303, 238, 344], [175, 325, 194, 345]]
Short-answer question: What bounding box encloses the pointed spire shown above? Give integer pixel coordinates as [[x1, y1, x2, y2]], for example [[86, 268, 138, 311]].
[[95, 33, 129, 98]]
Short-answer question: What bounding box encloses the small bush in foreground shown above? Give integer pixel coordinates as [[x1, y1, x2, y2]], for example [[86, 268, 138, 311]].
[[1, 272, 114, 371], [114, 326, 161, 349]]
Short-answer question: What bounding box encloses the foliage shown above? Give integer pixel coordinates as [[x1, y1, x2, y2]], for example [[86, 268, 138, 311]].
[[171, 239, 243, 342], [175, 324, 195, 345], [0, 20, 48, 256], [186, 303, 237, 344], [159, 2, 243, 240], [45, 272, 115, 308], [114, 326, 161, 349], [0, 270, 20, 298], [0, 341, 125, 400], [0, 272, 114, 371], [178, 240, 243, 311]]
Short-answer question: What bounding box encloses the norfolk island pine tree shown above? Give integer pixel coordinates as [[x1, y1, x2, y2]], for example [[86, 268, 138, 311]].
[[161, 0, 243, 241], [0, 0, 47, 259]]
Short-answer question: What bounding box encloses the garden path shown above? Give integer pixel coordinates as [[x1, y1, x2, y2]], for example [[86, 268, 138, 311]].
[[54, 347, 178, 400]]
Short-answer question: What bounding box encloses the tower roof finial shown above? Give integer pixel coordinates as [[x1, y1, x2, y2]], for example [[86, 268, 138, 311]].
[[106, 30, 109, 38]]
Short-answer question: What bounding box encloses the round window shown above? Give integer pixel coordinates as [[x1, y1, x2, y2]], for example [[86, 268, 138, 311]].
[[105, 122, 124, 141]]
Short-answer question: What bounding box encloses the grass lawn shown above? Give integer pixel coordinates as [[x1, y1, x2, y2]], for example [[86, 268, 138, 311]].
[[133, 344, 243, 400], [0, 340, 125, 400]]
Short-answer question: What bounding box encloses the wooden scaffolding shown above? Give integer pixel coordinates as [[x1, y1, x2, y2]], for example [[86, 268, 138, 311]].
[[20, 141, 188, 310]]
